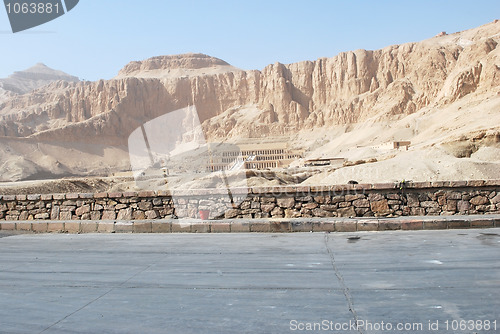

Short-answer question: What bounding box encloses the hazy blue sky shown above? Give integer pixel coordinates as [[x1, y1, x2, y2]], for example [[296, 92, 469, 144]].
[[1, 0, 499, 81]]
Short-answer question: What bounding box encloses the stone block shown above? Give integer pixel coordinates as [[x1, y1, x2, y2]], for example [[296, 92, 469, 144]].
[[152, 222, 171, 233], [192, 223, 211, 233], [66, 193, 79, 199], [345, 194, 365, 201], [59, 212, 72, 221], [320, 205, 338, 212], [335, 221, 357, 232], [331, 195, 345, 204], [448, 181, 467, 188], [421, 201, 439, 208], [133, 211, 146, 220], [97, 222, 115, 233], [230, 221, 250, 232], [32, 222, 48, 233], [50, 206, 60, 220], [356, 220, 379, 231], [402, 221, 423, 230], [0, 222, 16, 230], [457, 200, 470, 212], [75, 205, 91, 216], [277, 197, 295, 208], [102, 211, 116, 220], [368, 193, 385, 202], [261, 196, 276, 203], [19, 211, 29, 220], [378, 220, 401, 231], [17, 222, 32, 231], [491, 193, 500, 204], [284, 209, 301, 218], [470, 219, 494, 228], [337, 206, 356, 218], [80, 222, 97, 233], [413, 182, 432, 189], [138, 202, 153, 211], [423, 220, 447, 230], [117, 208, 133, 220], [371, 183, 396, 190], [470, 196, 489, 206], [80, 213, 90, 220], [211, 223, 231, 233], [270, 221, 290, 232], [225, 209, 240, 218], [138, 191, 156, 198], [250, 222, 271, 232], [133, 222, 152, 233], [312, 221, 335, 232], [115, 222, 134, 233], [356, 208, 371, 216], [270, 207, 284, 217], [171, 222, 192, 233], [353, 199, 370, 208], [410, 207, 426, 216], [302, 203, 318, 210], [290, 221, 313, 232], [65, 222, 81, 233], [47, 222, 65, 233], [311, 208, 334, 217], [260, 204, 275, 213], [446, 200, 458, 211], [466, 180, 486, 187], [145, 210, 159, 219], [27, 194, 41, 201]]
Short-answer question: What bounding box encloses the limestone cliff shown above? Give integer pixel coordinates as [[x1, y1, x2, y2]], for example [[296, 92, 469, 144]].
[[0, 21, 499, 181]]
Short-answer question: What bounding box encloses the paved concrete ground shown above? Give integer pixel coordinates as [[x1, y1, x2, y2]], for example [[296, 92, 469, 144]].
[[0, 229, 499, 334]]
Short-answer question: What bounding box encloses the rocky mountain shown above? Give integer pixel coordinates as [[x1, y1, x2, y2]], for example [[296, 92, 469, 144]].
[[0, 63, 79, 97], [0, 21, 499, 183]]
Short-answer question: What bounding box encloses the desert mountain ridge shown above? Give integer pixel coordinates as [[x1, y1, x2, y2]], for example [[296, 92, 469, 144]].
[[0, 20, 499, 186], [0, 63, 79, 103], [115, 53, 242, 79]]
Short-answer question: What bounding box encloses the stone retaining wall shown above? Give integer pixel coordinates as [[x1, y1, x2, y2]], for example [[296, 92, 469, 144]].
[[1, 180, 499, 221]]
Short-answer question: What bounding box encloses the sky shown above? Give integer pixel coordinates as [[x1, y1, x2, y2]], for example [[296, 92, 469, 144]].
[[1, 0, 499, 81]]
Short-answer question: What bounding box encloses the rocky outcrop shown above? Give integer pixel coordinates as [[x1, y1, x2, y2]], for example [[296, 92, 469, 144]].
[[1, 21, 498, 145], [0, 63, 78, 95], [118, 53, 231, 75], [0, 21, 499, 181]]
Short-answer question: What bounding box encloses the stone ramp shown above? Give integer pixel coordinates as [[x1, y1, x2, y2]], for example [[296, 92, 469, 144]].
[[1, 215, 499, 233]]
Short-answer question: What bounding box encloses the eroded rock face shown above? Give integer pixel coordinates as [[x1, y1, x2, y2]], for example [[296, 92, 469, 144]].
[[0, 63, 79, 95], [118, 53, 231, 75], [0, 21, 499, 180], [2, 21, 499, 145]]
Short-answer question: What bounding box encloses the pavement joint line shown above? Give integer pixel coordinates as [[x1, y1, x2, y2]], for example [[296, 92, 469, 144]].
[[38, 263, 155, 334], [324, 234, 365, 334]]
